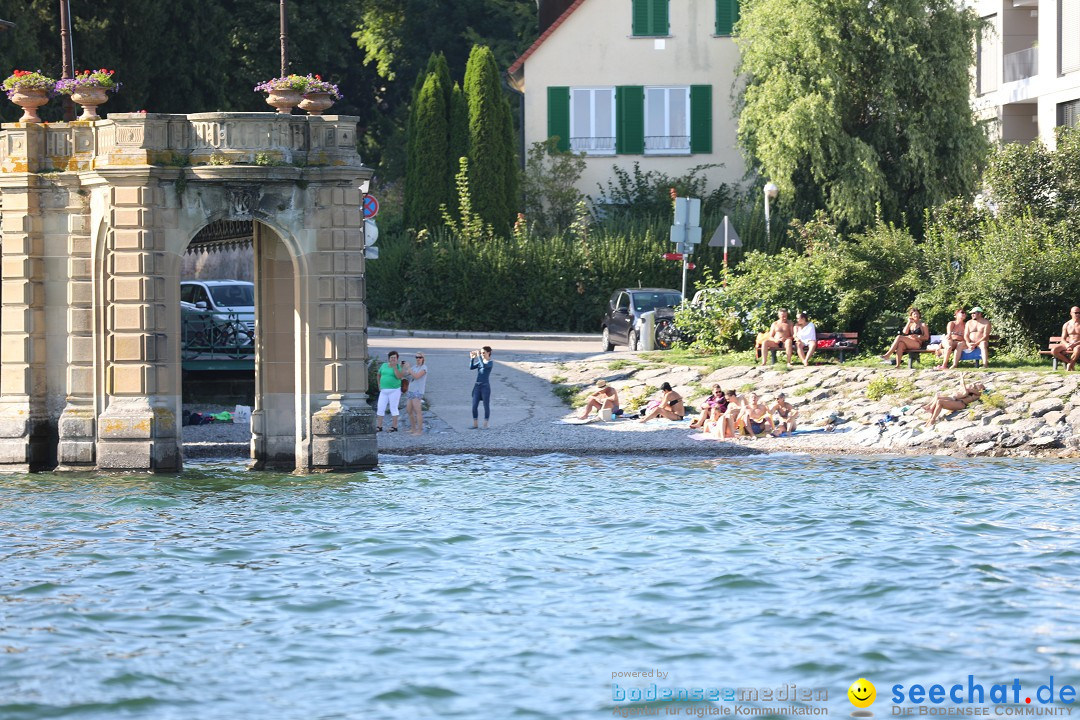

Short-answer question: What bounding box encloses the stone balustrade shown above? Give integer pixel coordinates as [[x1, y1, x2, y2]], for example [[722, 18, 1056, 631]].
[[1, 112, 362, 173]]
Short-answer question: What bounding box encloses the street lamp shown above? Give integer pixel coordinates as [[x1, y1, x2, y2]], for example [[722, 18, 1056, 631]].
[[763, 182, 779, 239]]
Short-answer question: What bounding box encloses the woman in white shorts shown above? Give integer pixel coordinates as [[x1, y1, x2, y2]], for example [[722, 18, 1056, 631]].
[[405, 353, 428, 435], [376, 351, 406, 432]]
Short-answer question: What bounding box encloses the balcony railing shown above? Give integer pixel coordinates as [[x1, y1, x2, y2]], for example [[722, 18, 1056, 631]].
[[569, 136, 615, 153], [645, 135, 690, 153], [1004, 47, 1038, 83]]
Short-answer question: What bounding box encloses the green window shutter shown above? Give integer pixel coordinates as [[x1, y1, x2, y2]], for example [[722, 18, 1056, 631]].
[[632, 0, 667, 36], [547, 86, 570, 152], [651, 0, 669, 36], [632, 0, 650, 36], [615, 86, 644, 154], [716, 0, 740, 35], [690, 85, 712, 153]]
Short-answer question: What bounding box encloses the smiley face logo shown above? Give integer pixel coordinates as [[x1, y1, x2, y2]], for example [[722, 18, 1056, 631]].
[[848, 678, 876, 713]]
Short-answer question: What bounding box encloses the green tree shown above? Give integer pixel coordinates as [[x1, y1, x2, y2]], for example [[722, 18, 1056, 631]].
[[447, 82, 470, 214], [984, 125, 1080, 230], [464, 44, 517, 231], [406, 73, 451, 228], [735, 0, 990, 235], [521, 138, 586, 236]]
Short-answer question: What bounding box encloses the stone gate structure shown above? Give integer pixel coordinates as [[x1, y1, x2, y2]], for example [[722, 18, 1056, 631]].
[[0, 112, 377, 472]]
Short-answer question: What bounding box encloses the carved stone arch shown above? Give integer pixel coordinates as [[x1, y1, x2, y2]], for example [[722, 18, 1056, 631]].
[[0, 113, 376, 472]]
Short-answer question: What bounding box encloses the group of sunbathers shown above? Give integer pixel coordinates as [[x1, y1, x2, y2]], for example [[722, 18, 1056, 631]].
[[880, 307, 993, 369], [687, 385, 799, 439]]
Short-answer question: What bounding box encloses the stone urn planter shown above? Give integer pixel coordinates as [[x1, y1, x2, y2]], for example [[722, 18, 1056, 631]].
[[70, 85, 110, 120], [264, 88, 302, 114], [9, 87, 50, 123], [299, 92, 335, 116]]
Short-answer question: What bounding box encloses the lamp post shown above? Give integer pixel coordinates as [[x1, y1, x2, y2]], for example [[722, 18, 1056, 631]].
[[59, 0, 75, 121], [280, 0, 289, 77], [763, 182, 779, 239]]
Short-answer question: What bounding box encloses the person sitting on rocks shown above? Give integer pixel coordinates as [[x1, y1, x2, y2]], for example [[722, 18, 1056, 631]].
[[689, 385, 727, 429], [935, 308, 967, 370], [738, 392, 774, 439], [638, 382, 685, 422], [770, 392, 798, 435], [708, 390, 743, 439], [923, 373, 985, 428], [760, 309, 796, 368], [1050, 306, 1080, 372], [579, 379, 620, 420], [881, 307, 930, 367]]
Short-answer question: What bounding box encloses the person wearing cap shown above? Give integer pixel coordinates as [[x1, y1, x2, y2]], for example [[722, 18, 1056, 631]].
[[689, 385, 727, 429], [1050, 306, 1080, 371], [579, 379, 620, 420], [769, 392, 798, 435], [404, 352, 428, 435], [961, 307, 992, 368]]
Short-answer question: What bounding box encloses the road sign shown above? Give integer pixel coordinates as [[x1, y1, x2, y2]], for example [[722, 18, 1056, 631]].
[[686, 263, 696, 270], [663, 252, 684, 261], [673, 197, 701, 227], [364, 218, 379, 246], [362, 194, 379, 219], [686, 226, 703, 245], [708, 215, 742, 248]]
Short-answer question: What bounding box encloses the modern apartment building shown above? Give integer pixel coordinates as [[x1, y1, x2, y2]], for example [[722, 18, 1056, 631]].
[[507, 0, 746, 199], [973, 0, 1080, 145]]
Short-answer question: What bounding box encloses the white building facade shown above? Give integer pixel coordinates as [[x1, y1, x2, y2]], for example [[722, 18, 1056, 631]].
[[973, 0, 1080, 145], [508, 0, 746, 199]]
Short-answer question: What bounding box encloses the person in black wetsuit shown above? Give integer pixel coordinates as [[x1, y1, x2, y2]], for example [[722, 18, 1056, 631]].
[[469, 346, 493, 429]]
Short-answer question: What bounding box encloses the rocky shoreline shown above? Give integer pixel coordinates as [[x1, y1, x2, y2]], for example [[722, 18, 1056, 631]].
[[181, 358, 1080, 461]]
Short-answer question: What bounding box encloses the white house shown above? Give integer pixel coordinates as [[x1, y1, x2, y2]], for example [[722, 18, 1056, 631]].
[[507, 0, 747, 199], [973, 0, 1080, 144]]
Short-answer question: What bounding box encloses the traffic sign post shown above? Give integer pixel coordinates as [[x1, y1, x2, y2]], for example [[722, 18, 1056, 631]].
[[362, 194, 379, 219], [671, 197, 702, 301], [707, 215, 741, 287]]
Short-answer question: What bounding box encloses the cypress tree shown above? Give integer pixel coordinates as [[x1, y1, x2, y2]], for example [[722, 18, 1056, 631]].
[[464, 45, 516, 232], [409, 73, 451, 229], [447, 82, 470, 215]]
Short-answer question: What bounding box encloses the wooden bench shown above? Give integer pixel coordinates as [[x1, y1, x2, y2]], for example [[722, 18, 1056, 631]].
[[953, 334, 1000, 368], [905, 334, 944, 368], [757, 331, 859, 364], [902, 334, 999, 368], [1040, 336, 1064, 369]]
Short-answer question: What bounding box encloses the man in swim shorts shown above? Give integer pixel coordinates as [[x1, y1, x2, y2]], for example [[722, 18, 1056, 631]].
[[1050, 306, 1080, 371]]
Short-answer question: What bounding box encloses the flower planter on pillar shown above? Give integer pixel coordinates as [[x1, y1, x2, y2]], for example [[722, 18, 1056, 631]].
[[264, 89, 302, 114], [71, 85, 109, 120], [299, 92, 334, 116], [9, 88, 50, 123]]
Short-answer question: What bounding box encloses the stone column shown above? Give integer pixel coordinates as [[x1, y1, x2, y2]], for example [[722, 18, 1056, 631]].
[[250, 222, 297, 469], [56, 183, 97, 468], [0, 162, 51, 471], [305, 184, 376, 471], [94, 180, 179, 470]]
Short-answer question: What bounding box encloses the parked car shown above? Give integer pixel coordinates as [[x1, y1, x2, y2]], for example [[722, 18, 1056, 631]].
[[180, 280, 255, 355], [601, 288, 683, 351]]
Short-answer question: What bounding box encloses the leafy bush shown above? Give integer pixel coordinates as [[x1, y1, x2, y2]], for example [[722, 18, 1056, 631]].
[[593, 162, 732, 220], [521, 138, 588, 237], [865, 376, 913, 401]]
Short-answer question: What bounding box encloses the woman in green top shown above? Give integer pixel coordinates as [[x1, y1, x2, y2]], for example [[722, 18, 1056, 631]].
[[376, 351, 406, 432]]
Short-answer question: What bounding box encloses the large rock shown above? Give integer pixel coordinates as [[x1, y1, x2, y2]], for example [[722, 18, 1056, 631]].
[[998, 430, 1030, 448], [955, 426, 1003, 447], [1029, 397, 1064, 417]]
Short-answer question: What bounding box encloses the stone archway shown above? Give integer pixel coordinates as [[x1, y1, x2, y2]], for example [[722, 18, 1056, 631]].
[[0, 112, 377, 472]]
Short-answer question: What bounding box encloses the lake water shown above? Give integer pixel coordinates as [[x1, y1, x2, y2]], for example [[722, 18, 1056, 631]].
[[3, 454, 1080, 720]]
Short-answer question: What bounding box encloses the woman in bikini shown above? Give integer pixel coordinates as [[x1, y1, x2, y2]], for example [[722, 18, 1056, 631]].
[[881, 307, 930, 367], [638, 382, 685, 422], [924, 373, 985, 427], [935, 308, 967, 370]]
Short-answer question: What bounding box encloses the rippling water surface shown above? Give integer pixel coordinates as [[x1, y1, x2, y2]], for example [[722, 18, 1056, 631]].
[[3, 454, 1080, 720]]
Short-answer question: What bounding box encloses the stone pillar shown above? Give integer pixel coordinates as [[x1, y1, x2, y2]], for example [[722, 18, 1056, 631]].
[[95, 180, 179, 470], [305, 185, 376, 471], [251, 222, 297, 469], [0, 161, 51, 471], [56, 184, 96, 468]]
